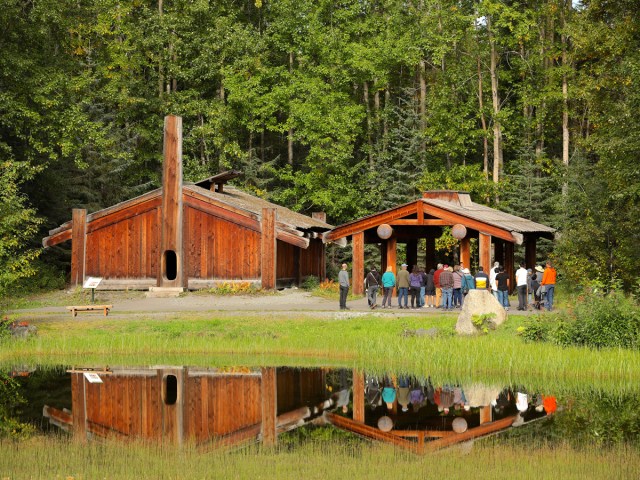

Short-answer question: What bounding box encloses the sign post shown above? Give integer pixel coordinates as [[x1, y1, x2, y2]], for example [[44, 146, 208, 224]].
[[82, 277, 103, 304]]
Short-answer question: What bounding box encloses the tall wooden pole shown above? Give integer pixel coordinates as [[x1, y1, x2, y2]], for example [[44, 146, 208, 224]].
[[261, 368, 277, 447], [460, 236, 471, 269], [479, 233, 491, 272], [71, 208, 87, 287], [159, 115, 185, 288], [352, 369, 365, 423]]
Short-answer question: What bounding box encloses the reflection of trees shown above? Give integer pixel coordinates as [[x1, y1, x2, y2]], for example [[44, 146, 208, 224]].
[[0, 372, 34, 439]]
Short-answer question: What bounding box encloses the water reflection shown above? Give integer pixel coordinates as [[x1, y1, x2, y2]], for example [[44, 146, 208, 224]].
[[6, 366, 562, 453]]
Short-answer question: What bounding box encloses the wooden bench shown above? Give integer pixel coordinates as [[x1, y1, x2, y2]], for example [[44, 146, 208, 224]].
[[66, 305, 113, 317]]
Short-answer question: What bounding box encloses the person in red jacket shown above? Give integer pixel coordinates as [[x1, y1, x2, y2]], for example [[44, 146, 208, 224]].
[[541, 261, 557, 311]]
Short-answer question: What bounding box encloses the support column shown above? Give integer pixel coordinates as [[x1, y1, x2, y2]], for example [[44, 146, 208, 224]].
[[425, 235, 436, 271], [261, 208, 277, 290], [386, 237, 397, 297], [479, 233, 491, 272], [352, 369, 365, 423], [460, 236, 471, 270], [352, 231, 364, 295], [480, 405, 492, 425], [525, 236, 537, 269], [406, 239, 418, 269], [159, 115, 185, 288], [71, 208, 87, 287], [504, 242, 515, 294], [261, 367, 277, 447]]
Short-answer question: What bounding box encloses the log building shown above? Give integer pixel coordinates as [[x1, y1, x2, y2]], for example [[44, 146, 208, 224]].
[[43, 116, 332, 290]]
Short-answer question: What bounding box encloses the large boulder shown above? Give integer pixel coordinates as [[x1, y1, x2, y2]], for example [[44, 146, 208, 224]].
[[455, 289, 507, 335]]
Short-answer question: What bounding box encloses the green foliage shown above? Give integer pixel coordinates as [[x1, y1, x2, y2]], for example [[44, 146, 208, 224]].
[[300, 276, 320, 291], [520, 293, 640, 349], [0, 372, 35, 439], [471, 313, 497, 334], [421, 164, 503, 205]]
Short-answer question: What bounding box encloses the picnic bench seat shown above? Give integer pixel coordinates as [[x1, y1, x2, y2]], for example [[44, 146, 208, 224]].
[[66, 305, 113, 317]]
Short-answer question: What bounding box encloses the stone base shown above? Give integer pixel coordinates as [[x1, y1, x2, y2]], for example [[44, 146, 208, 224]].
[[455, 290, 508, 335], [146, 287, 186, 298]]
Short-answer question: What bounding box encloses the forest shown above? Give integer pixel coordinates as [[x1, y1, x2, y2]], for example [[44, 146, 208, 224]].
[[1, 0, 639, 296]]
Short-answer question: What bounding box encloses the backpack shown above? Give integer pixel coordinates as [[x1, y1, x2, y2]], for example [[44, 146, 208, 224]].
[[462, 275, 469, 294]]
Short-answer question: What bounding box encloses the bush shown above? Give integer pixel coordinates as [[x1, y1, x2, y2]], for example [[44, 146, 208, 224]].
[[300, 276, 320, 291], [209, 282, 259, 295], [520, 293, 640, 349]]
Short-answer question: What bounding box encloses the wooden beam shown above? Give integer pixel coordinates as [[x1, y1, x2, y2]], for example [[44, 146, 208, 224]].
[[86, 197, 161, 235], [480, 405, 492, 424], [261, 368, 277, 447], [276, 230, 310, 249], [324, 412, 419, 453], [42, 228, 72, 248], [479, 233, 491, 272], [159, 115, 185, 288], [352, 231, 365, 295], [352, 370, 365, 423], [261, 208, 277, 290], [422, 203, 516, 243], [183, 195, 260, 232], [460, 236, 471, 270], [389, 430, 453, 439], [388, 219, 450, 226], [416, 200, 424, 224], [423, 416, 517, 452], [71, 208, 87, 287], [325, 202, 418, 241]]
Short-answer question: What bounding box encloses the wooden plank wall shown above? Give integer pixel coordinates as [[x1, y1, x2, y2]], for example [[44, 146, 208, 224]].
[[277, 239, 325, 284], [276, 368, 325, 415], [84, 205, 160, 279], [183, 374, 262, 443], [182, 205, 261, 280]]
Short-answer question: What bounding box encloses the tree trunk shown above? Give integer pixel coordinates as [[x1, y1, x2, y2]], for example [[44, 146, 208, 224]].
[[419, 59, 427, 159], [477, 56, 489, 180], [158, 0, 164, 97], [561, 2, 570, 195], [288, 51, 294, 165], [383, 87, 390, 153], [488, 16, 503, 188], [364, 81, 373, 168]]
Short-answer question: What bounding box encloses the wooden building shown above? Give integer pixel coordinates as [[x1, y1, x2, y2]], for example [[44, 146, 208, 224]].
[[325, 191, 555, 294], [42, 116, 332, 291], [44, 366, 327, 447]]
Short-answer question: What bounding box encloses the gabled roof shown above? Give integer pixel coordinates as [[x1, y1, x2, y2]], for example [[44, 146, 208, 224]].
[[185, 184, 332, 231], [326, 191, 554, 244]]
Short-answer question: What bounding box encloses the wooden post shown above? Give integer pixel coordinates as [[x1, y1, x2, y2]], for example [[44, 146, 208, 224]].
[[352, 231, 364, 295], [525, 236, 537, 269], [71, 373, 87, 441], [425, 235, 436, 271], [479, 233, 491, 272], [504, 241, 515, 294], [480, 405, 492, 424], [159, 115, 185, 288], [406, 239, 418, 270], [261, 367, 277, 447], [352, 369, 365, 423], [460, 236, 471, 270], [71, 208, 87, 287], [261, 208, 277, 290], [386, 237, 397, 296]]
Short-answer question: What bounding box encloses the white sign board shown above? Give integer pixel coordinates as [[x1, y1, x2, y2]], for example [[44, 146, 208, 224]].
[[84, 372, 104, 384], [83, 277, 103, 289]]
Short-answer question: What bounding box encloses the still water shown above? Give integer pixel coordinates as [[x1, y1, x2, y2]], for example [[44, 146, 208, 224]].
[[5, 365, 637, 451]]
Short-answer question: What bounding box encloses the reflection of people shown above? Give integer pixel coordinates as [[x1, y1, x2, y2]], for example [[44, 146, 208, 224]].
[[332, 388, 351, 413], [338, 263, 350, 310], [541, 261, 557, 311]]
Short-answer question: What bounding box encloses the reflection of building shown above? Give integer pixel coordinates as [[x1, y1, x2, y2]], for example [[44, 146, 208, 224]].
[[44, 367, 550, 453], [44, 367, 326, 447]]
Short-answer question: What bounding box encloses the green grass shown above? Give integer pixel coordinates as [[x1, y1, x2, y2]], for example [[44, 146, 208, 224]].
[[2, 312, 639, 393], [1, 434, 638, 480]]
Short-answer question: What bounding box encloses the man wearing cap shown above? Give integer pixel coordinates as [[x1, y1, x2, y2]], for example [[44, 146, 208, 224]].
[[541, 261, 557, 311], [397, 263, 410, 309], [439, 266, 454, 310], [515, 262, 528, 311], [338, 263, 350, 310]]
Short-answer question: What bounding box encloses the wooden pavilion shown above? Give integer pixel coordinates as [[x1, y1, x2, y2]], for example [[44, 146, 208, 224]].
[[325, 191, 555, 294], [42, 116, 332, 291]]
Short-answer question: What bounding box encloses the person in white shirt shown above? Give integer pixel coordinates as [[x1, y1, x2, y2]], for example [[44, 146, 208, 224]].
[[489, 261, 500, 299], [515, 262, 528, 311]]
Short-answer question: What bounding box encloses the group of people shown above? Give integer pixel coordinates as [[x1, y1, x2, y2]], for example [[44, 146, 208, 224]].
[[339, 260, 557, 312]]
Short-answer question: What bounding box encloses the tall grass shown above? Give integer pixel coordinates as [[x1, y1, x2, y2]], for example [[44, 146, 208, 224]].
[[1, 313, 639, 393], [1, 434, 638, 480]]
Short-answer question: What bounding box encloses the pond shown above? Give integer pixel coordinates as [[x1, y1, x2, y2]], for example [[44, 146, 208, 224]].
[[3, 364, 638, 452]]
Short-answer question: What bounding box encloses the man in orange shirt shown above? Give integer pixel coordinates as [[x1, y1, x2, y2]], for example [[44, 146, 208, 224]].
[[541, 261, 557, 311]]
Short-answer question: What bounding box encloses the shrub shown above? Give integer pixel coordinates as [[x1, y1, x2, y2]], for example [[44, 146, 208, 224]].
[[300, 276, 320, 291], [209, 282, 259, 295]]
